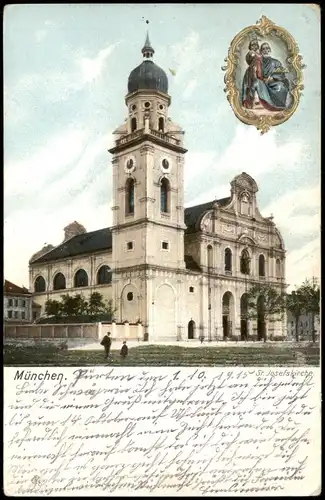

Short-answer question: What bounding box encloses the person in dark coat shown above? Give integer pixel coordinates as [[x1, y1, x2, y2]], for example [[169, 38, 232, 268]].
[[120, 341, 128, 358], [100, 332, 112, 359]]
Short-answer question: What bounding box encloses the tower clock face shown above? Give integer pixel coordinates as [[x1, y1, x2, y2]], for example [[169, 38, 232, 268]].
[[124, 156, 136, 174], [161, 157, 171, 173]]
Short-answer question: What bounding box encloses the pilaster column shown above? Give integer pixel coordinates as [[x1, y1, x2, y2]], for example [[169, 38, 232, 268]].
[[67, 260, 73, 289], [176, 275, 184, 340], [111, 157, 119, 227], [234, 288, 241, 338], [145, 273, 154, 341]]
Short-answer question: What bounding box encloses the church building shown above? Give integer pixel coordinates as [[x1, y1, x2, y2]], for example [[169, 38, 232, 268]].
[[29, 33, 287, 341]]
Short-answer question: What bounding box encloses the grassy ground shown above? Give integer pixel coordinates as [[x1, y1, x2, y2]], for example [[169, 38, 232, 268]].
[[3, 343, 320, 367]]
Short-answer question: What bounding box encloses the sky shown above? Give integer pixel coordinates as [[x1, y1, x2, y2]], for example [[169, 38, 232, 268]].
[[4, 4, 321, 291]]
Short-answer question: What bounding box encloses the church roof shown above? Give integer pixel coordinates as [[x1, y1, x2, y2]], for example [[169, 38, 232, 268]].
[[184, 197, 231, 233], [127, 33, 168, 94], [4, 280, 30, 295], [184, 255, 202, 272], [31, 228, 113, 264], [128, 60, 168, 94], [31, 197, 231, 265]]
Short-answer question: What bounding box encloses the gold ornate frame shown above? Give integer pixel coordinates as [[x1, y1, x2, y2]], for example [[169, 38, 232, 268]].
[[222, 16, 306, 134]]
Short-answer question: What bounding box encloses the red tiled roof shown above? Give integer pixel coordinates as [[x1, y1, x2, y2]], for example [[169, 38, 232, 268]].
[[4, 280, 31, 295]]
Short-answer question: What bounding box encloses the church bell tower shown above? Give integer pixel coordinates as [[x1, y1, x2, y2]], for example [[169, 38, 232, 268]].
[[108, 32, 188, 333], [109, 32, 188, 274]]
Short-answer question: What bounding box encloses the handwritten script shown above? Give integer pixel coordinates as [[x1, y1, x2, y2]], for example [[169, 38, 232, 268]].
[[4, 367, 321, 496]]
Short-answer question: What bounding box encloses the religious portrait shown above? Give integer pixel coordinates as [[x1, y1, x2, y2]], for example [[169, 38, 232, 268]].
[[223, 16, 306, 133]]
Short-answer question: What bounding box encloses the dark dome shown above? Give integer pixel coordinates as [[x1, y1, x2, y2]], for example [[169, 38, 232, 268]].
[[128, 60, 168, 94]]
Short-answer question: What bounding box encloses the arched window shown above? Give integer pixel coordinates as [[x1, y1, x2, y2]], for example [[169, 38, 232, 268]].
[[34, 276, 46, 293], [225, 248, 232, 272], [74, 269, 88, 288], [207, 245, 213, 269], [131, 117, 137, 132], [160, 177, 170, 213], [158, 117, 164, 132], [97, 265, 112, 285], [240, 249, 250, 275], [258, 254, 265, 277], [276, 258, 281, 278], [125, 178, 135, 215], [241, 192, 250, 216], [53, 272, 66, 290]]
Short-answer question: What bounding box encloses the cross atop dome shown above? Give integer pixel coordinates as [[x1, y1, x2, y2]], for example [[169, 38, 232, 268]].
[[141, 25, 155, 59]]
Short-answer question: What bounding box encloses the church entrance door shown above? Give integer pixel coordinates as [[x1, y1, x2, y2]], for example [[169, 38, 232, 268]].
[[240, 293, 249, 340], [257, 295, 266, 341], [222, 291, 234, 339], [188, 320, 195, 339]]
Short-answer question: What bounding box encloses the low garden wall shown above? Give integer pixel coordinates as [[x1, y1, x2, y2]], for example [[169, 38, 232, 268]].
[[4, 323, 99, 340], [4, 321, 145, 343]]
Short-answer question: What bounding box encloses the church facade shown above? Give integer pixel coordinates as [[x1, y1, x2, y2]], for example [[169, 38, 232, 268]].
[[29, 34, 287, 341]]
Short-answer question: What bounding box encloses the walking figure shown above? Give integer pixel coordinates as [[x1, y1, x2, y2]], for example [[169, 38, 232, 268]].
[[120, 341, 128, 358], [100, 332, 112, 359]]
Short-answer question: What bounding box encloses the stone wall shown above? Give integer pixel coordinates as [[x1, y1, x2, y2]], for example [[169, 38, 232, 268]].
[[4, 321, 145, 342], [100, 321, 144, 340], [4, 323, 99, 340]]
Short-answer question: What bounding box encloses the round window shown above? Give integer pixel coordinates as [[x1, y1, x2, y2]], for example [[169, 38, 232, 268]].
[[131, 104, 137, 111], [144, 101, 151, 108], [159, 104, 164, 110], [162, 159, 169, 170], [126, 159, 134, 170], [127, 292, 133, 302]]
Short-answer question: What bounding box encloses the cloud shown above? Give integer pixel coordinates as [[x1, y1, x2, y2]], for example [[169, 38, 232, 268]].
[[182, 79, 197, 99], [4, 127, 89, 198], [39, 132, 113, 209], [4, 126, 114, 285], [4, 198, 113, 288], [261, 185, 320, 288], [262, 185, 320, 236], [186, 183, 229, 208], [5, 41, 120, 120], [184, 123, 309, 210], [34, 20, 55, 43], [77, 43, 120, 84], [215, 125, 308, 179], [185, 151, 217, 185], [286, 238, 320, 291], [35, 29, 47, 43], [159, 31, 219, 87]]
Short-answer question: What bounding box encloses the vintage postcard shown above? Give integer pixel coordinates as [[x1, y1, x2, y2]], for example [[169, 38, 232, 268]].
[[3, 4, 321, 496]]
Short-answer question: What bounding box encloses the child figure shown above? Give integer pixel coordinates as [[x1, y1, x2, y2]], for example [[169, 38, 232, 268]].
[[120, 341, 128, 358], [245, 39, 262, 106]]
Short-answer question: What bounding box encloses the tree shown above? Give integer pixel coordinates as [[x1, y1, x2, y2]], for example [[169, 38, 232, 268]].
[[74, 294, 89, 315], [88, 292, 105, 316], [41, 292, 116, 323], [286, 290, 304, 342], [60, 294, 88, 316], [45, 299, 62, 318], [103, 298, 116, 320], [246, 283, 286, 341], [298, 278, 320, 343]]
